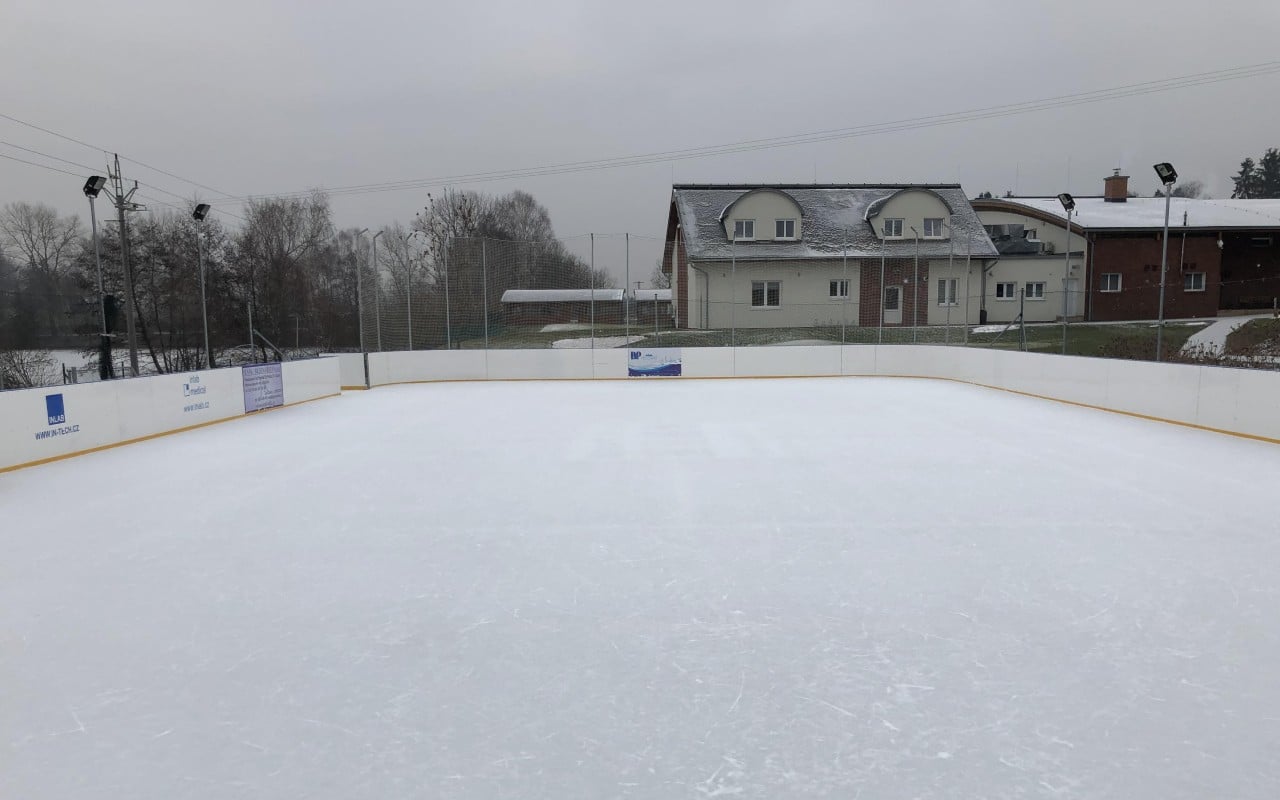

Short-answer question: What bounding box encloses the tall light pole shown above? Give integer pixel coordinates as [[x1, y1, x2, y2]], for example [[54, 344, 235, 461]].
[[371, 230, 384, 352], [909, 225, 920, 342], [193, 203, 212, 369], [1057, 193, 1075, 356], [1153, 163, 1178, 361], [83, 176, 111, 379]]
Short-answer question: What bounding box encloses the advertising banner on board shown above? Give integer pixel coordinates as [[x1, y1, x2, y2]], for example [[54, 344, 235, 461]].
[[242, 363, 284, 412], [628, 348, 682, 377]]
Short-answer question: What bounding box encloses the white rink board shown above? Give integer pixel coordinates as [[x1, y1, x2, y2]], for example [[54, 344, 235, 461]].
[[5, 378, 1280, 799]]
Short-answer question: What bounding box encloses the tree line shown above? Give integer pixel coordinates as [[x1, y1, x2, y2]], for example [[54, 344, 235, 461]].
[[0, 188, 610, 383]]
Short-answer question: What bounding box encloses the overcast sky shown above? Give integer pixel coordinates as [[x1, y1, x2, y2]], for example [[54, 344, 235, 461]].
[[3, 0, 1279, 281]]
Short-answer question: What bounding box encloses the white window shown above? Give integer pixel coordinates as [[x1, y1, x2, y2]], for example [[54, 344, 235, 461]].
[[751, 280, 781, 308], [829, 279, 849, 299], [1025, 281, 1045, 300], [1184, 272, 1206, 292], [883, 218, 904, 238], [936, 278, 957, 306], [995, 281, 1017, 300], [1101, 273, 1122, 292], [733, 219, 755, 241], [775, 219, 796, 239], [923, 218, 944, 238]]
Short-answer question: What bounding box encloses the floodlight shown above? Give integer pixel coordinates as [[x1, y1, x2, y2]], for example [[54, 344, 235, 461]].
[[1153, 162, 1178, 186], [192, 203, 210, 221], [1057, 193, 1075, 212], [83, 176, 107, 197]]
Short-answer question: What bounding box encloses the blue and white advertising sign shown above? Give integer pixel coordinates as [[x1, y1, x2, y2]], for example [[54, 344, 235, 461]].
[[242, 363, 284, 412], [628, 348, 682, 377], [182, 374, 210, 413], [45, 393, 65, 425], [34, 392, 79, 441]]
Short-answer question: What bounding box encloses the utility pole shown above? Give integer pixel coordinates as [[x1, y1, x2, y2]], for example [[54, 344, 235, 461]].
[[106, 154, 145, 376]]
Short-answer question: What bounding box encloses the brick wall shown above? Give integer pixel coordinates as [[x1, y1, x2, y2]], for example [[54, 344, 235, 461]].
[[858, 258, 928, 326], [1220, 232, 1280, 310], [1088, 233, 1221, 321]]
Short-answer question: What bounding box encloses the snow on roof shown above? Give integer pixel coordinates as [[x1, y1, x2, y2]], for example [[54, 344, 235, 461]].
[[633, 289, 671, 302], [981, 197, 1280, 231], [671, 184, 999, 262], [501, 289, 625, 303]]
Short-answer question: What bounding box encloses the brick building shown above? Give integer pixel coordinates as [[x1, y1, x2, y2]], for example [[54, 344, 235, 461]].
[[974, 174, 1280, 321]]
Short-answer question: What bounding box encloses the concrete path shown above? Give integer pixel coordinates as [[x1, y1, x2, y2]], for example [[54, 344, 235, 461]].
[[1181, 314, 1269, 356]]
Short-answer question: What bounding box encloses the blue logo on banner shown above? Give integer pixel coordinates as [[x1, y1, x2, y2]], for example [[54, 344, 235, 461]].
[[46, 393, 66, 425]]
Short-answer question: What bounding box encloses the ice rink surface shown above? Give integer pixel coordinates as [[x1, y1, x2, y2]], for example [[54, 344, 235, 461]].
[[5, 377, 1280, 799]]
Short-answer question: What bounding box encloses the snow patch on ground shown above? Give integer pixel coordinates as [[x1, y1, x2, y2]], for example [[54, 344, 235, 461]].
[[1181, 315, 1269, 356], [539, 323, 594, 332], [551, 335, 645, 349]]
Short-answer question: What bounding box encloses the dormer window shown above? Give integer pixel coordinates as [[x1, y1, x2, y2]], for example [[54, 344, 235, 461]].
[[733, 219, 755, 241], [923, 218, 945, 238], [775, 219, 796, 240], [883, 218, 904, 238]]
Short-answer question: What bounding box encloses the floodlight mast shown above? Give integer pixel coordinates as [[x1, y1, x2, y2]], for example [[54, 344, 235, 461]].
[[1057, 193, 1076, 355], [1153, 163, 1177, 361]]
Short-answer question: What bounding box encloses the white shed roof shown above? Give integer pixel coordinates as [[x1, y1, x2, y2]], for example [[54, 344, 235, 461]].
[[633, 289, 671, 302], [501, 289, 625, 303]]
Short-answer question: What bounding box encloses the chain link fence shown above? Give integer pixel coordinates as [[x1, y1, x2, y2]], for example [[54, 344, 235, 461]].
[[5, 234, 1279, 390]]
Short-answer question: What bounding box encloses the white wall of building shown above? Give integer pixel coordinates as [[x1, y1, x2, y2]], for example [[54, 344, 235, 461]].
[[721, 191, 805, 241], [870, 190, 953, 239], [977, 208, 1085, 258], [689, 259, 860, 329]]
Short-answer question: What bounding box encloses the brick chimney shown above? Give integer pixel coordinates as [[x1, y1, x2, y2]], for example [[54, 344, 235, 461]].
[[1103, 169, 1129, 203]]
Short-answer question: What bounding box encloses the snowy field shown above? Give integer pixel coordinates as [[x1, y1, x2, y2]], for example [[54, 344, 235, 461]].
[[5, 377, 1280, 799]]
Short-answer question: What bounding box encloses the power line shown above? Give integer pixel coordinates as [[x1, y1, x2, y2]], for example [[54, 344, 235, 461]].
[[0, 151, 84, 179], [212, 60, 1280, 204], [0, 112, 240, 204]]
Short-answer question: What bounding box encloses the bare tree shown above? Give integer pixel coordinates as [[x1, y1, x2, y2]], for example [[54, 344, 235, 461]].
[[0, 203, 83, 337]]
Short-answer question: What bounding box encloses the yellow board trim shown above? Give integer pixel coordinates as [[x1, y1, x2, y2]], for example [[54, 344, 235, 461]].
[[0, 392, 341, 475], [358, 372, 1280, 446]]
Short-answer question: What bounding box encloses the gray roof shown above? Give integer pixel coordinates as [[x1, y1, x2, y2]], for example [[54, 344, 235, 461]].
[[672, 184, 999, 261], [501, 289, 625, 303]]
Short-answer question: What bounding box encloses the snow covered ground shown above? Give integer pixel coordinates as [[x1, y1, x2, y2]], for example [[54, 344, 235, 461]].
[[551, 335, 645, 348], [5, 378, 1280, 799]]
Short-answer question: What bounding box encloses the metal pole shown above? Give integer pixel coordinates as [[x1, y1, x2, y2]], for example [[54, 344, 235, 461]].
[[482, 238, 490, 350], [354, 230, 366, 359], [625, 233, 630, 345], [588, 234, 595, 350], [878, 229, 886, 344], [87, 194, 111, 379], [406, 246, 414, 351], [248, 299, 254, 359], [294, 315, 300, 350], [372, 231, 384, 352], [841, 230, 848, 345], [196, 220, 211, 369], [911, 227, 920, 342], [1061, 207, 1072, 355], [964, 234, 972, 345], [443, 239, 452, 349], [946, 218, 955, 343], [1019, 288, 1027, 351], [1156, 188, 1172, 361], [730, 238, 736, 348], [112, 156, 140, 376]]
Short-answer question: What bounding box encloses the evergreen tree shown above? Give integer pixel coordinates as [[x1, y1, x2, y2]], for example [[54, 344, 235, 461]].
[[1258, 148, 1280, 198], [1232, 157, 1261, 198]]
